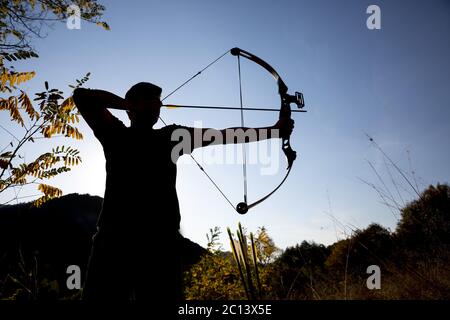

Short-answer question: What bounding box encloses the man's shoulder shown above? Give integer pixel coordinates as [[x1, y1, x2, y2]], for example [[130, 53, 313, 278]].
[[163, 123, 189, 129], [94, 115, 127, 145], [160, 123, 192, 133]]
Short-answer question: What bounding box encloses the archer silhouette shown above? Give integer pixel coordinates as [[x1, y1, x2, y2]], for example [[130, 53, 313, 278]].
[[73, 82, 293, 301]]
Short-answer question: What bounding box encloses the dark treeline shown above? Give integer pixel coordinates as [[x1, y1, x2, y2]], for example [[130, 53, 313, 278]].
[[265, 184, 450, 299], [0, 184, 449, 300], [182, 184, 450, 300], [0, 193, 205, 299]]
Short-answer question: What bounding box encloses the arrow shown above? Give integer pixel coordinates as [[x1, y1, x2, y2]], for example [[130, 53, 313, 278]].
[[162, 104, 307, 113]]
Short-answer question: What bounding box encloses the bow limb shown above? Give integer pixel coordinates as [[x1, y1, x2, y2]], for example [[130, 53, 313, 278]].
[[230, 48, 288, 96]]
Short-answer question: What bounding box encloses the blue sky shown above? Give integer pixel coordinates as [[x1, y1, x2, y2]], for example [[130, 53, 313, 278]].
[[1, 0, 450, 249]]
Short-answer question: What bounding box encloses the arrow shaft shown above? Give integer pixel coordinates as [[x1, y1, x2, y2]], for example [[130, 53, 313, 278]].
[[162, 104, 306, 113]]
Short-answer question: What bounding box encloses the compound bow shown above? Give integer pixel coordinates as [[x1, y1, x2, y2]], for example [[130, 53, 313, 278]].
[[159, 47, 306, 214]]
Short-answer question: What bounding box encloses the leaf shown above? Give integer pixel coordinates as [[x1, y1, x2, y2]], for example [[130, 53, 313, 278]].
[[0, 151, 13, 158], [1, 96, 24, 126], [1, 72, 9, 86], [96, 21, 110, 30], [0, 159, 9, 169], [37, 183, 62, 198], [11, 29, 22, 39], [19, 91, 38, 121], [60, 97, 74, 113]]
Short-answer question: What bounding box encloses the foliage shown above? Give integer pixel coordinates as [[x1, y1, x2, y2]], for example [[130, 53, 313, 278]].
[[206, 226, 222, 253], [0, 76, 89, 206], [325, 224, 393, 276], [1, 246, 63, 300], [0, 184, 449, 300], [395, 183, 450, 251], [227, 224, 258, 299], [0, 0, 107, 206], [182, 184, 450, 300], [0, 0, 108, 54], [184, 225, 280, 300], [270, 241, 330, 299], [183, 251, 246, 300], [253, 226, 279, 264], [360, 134, 426, 221]]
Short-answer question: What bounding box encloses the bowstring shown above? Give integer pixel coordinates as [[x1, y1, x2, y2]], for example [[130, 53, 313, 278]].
[[158, 49, 236, 211], [160, 50, 230, 103]]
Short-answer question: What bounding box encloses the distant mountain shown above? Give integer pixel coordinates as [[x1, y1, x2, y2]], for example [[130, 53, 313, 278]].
[[0, 193, 206, 298]]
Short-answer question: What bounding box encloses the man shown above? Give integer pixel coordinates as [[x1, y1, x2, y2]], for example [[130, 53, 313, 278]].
[[73, 82, 293, 301]]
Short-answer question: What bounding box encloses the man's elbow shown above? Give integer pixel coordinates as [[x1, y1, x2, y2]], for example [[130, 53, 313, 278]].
[[72, 88, 88, 109]]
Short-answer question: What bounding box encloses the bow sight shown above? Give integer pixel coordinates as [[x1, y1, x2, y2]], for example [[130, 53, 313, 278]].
[[289, 92, 305, 109]]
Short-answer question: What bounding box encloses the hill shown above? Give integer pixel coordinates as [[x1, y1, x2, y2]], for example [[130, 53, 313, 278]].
[[0, 193, 206, 299]]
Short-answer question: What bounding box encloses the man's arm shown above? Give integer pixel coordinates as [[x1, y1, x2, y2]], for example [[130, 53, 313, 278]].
[[72, 88, 131, 138], [186, 118, 294, 149], [73, 88, 130, 118]]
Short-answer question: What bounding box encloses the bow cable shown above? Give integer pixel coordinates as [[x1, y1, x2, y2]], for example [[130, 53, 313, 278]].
[[158, 50, 236, 211], [237, 55, 248, 207]]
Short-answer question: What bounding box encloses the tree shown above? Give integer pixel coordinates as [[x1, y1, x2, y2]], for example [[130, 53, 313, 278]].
[[0, 76, 91, 206], [0, 0, 108, 206], [395, 184, 450, 251], [270, 241, 330, 299], [253, 226, 280, 264], [325, 223, 393, 276]]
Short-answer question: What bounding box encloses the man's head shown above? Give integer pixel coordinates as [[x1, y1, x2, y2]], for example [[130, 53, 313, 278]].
[[125, 82, 162, 127]]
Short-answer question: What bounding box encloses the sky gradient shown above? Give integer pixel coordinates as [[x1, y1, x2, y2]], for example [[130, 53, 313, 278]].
[[1, 0, 450, 249]]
